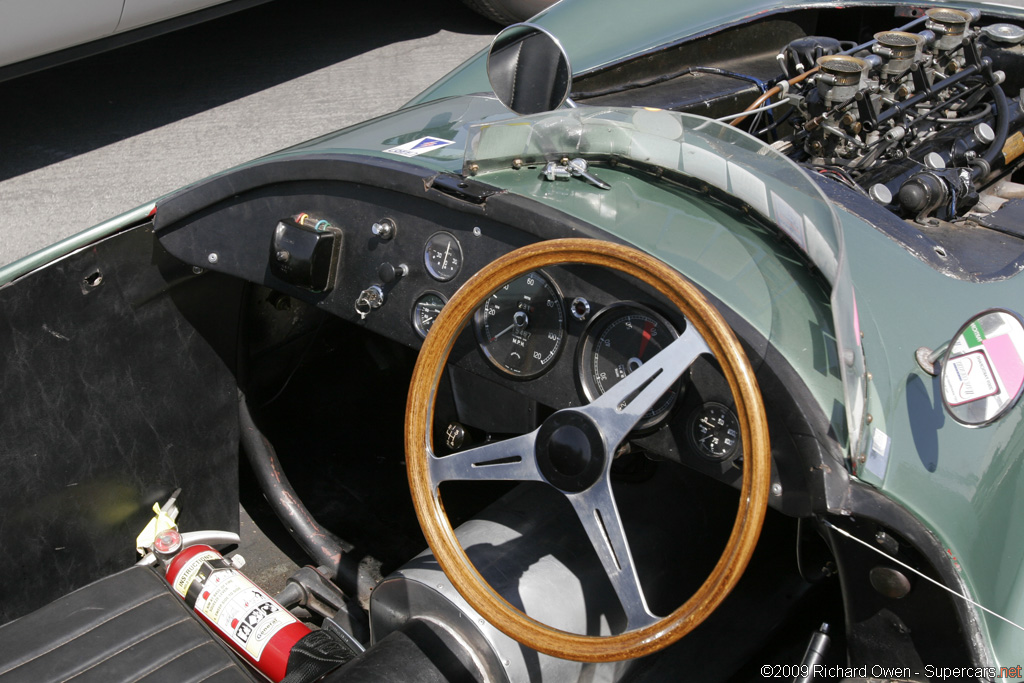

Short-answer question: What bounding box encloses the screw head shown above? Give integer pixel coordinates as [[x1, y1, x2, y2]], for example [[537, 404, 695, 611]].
[[207, 252, 219, 264]]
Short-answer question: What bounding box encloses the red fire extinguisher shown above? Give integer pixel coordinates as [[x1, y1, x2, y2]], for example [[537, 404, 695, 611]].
[[158, 531, 311, 682]]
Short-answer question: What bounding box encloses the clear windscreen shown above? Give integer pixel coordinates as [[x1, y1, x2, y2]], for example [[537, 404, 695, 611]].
[[465, 106, 867, 454]]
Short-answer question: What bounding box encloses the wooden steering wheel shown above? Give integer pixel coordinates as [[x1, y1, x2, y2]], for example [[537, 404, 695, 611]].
[[405, 238, 770, 663]]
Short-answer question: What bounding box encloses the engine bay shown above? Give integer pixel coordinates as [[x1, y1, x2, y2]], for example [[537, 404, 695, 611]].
[[574, 5, 1024, 253]]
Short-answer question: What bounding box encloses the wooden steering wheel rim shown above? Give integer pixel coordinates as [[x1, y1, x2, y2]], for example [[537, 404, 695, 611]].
[[405, 238, 771, 663]]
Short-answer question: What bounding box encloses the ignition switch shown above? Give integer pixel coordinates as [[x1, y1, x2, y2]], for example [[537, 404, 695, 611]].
[[354, 285, 385, 320], [355, 262, 408, 321]]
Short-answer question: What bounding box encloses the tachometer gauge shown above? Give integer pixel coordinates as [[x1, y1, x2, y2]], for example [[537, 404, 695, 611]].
[[424, 231, 463, 282], [412, 292, 447, 339], [577, 303, 680, 430], [475, 271, 565, 378], [688, 402, 740, 460]]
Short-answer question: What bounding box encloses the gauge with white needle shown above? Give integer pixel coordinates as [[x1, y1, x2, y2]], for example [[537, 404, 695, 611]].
[[412, 292, 447, 339], [688, 401, 741, 460], [424, 231, 463, 282], [577, 302, 681, 430], [474, 271, 565, 378]]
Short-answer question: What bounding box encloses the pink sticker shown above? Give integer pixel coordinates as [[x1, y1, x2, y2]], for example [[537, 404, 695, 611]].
[[983, 333, 1024, 397]]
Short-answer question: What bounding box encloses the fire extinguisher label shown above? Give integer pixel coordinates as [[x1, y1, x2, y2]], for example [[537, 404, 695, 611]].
[[171, 551, 299, 663], [193, 568, 298, 661], [172, 550, 220, 597]]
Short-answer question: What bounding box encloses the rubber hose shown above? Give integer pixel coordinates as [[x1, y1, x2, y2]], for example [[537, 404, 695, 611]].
[[238, 390, 376, 602], [981, 84, 1010, 169]]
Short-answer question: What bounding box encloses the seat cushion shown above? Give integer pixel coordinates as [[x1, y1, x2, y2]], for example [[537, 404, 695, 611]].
[[0, 565, 257, 683]]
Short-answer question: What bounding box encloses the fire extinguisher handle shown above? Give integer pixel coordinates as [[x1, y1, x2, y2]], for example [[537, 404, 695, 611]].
[[136, 530, 241, 566], [179, 530, 241, 549]]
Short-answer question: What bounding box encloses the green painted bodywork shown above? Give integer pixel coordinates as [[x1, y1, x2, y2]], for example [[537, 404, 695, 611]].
[[6, 0, 1024, 666], [0, 202, 156, 287], [841, 208, 1024, 663], [478, 164, 843, 433], [408, 0, 1024, 108], [410, 0, 819, 106], [455, 104, 851, 445]]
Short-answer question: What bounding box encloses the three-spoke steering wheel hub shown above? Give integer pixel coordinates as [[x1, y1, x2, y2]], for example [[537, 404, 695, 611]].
[[536, 411, 606, 493]]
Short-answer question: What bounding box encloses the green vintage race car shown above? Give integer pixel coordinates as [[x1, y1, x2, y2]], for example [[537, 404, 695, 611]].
[[2, 0, 1024, 680]]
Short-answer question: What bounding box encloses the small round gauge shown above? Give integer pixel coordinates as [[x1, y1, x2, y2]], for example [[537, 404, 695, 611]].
[[688, 402, 741, 460], [475, 271, 565, 378], [412, 292, 447, 339], [424, 231, 463, 282], [577, 303, 680, 429]]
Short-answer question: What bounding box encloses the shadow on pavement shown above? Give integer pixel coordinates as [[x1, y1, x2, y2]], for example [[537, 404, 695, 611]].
[[0, 0, 494, 182]]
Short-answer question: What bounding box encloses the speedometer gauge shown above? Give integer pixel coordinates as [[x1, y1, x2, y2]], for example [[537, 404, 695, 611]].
[[577, 303, 680, 430], [475, 271, 565, 378]]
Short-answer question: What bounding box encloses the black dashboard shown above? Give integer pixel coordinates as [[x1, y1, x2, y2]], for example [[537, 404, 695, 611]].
[[153, 154, 843, 518]]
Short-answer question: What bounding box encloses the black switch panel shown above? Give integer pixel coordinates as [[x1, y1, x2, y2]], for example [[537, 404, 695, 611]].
[[269, 218, 342, 292]]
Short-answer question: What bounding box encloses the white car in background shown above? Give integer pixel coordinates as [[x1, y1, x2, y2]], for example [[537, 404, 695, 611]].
[[0, 0, 271, 79], [0, 0, 556, 81]]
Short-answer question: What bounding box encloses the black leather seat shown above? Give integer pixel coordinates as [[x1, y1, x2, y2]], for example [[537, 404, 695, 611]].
[[0, 565, 257, 683]]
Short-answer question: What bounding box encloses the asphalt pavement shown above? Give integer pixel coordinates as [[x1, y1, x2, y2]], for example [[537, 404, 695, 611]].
[[0, 0, 496, 266]]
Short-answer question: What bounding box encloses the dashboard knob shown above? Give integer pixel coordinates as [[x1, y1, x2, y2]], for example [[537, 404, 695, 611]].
[[372, 218, 396, 240], [378, 262, 407, 283]]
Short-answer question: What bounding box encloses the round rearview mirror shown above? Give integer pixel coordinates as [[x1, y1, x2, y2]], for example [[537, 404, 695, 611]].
[[486, 23, 572, 115], [940, 308, 1024, 427]]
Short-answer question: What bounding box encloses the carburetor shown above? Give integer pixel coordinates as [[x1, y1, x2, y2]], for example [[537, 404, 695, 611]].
[[772, 6, 1024, 221]]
